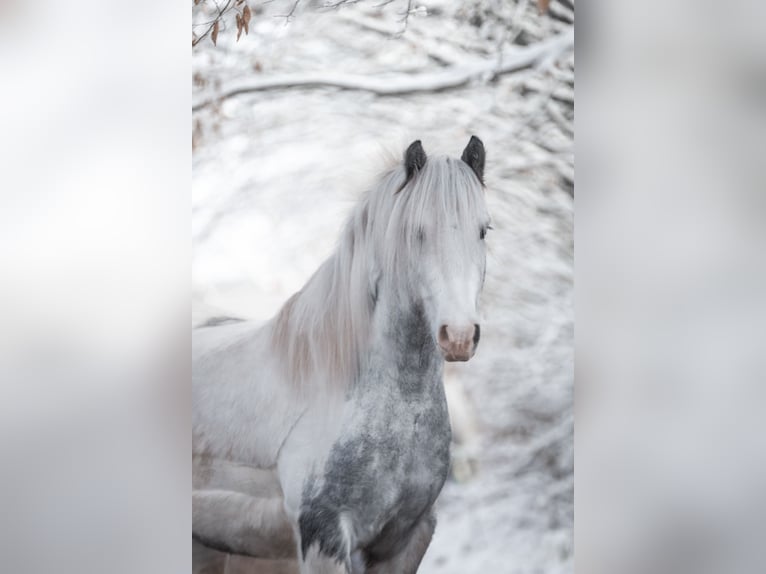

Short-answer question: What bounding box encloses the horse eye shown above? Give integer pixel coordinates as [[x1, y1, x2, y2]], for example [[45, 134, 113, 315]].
[[417, 229, 425, 242], [480, 225, 492, 240]]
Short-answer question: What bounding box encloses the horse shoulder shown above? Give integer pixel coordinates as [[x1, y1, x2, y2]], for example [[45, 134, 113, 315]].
[[192, 321, 304, 468]]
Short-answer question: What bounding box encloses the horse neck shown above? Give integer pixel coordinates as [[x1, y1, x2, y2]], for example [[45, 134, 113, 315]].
[[365, 288, 444, 389]]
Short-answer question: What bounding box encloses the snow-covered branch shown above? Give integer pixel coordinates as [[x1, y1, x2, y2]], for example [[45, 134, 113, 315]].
[[192, 29, 573, 111]]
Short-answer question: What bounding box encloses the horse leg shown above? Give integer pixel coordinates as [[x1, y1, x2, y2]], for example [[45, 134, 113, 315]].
[[192, 490, 296, 559], [367, 512, 436, 574], [295, 510, 355, 574]]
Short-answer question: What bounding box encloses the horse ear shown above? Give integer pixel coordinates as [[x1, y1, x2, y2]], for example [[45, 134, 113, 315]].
[[404, 140, 427, 182], [461, 135, 485, 184]]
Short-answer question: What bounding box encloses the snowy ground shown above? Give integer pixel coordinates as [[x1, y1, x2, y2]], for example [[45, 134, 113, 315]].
[[193, 1, 573, 572]]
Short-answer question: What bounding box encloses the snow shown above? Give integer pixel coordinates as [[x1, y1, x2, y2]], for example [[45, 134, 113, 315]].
[[193, 1, 573, 572]]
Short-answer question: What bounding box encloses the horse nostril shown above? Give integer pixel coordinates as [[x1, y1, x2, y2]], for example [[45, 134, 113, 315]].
[[438, 325, 449, 346], [473, 324, 481, 345]]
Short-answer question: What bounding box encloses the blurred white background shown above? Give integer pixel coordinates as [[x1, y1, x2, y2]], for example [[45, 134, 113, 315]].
[[0, 1, 189, 573]]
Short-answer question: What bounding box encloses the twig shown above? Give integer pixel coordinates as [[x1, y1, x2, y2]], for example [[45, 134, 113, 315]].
[[193, 29, 573, 110], [323, 0, 366, 8], [193, 0, 234, 47], [274, 0, 301, 23], [337, 11, 462, 66], [396, 0, 413, 36]]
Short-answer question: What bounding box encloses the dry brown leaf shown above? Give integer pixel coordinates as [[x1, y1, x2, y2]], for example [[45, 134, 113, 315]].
[[538, 0, 550, 13], [243, 5, 251, 34], [211, 20, 219, 46], [236, 14, 243, 41]]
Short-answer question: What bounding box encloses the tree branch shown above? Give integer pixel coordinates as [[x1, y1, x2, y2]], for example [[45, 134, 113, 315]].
[[192, 29, 573, 111], [193, 0, 234, 47], [337, 11, 464, 66]]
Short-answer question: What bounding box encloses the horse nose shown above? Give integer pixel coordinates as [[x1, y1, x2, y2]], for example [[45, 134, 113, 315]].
[[437, 324, 480, 362]]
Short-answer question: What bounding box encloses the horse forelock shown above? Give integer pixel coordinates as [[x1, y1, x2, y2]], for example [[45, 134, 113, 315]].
[[269, 154, 487, 393], [378, 156, 489, 289]]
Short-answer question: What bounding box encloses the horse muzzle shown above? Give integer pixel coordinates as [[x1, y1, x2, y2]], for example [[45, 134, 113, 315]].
[[437, 324, 480, 362]]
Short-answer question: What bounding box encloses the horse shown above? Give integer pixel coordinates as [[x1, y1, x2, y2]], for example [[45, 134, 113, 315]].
[[193, 136, 490, 574]]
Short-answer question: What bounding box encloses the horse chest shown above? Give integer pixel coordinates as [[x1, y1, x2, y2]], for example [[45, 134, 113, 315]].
[[299, 378, 451, 562], [359, 400, 451, 560]]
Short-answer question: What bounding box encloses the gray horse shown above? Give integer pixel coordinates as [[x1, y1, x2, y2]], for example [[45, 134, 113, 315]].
[[193, 137, 490, 573]]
